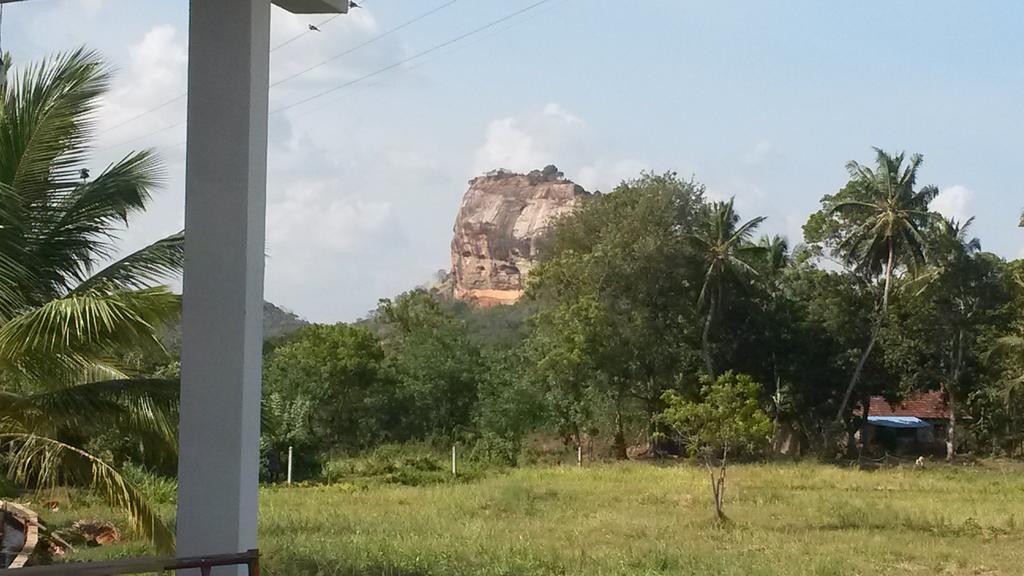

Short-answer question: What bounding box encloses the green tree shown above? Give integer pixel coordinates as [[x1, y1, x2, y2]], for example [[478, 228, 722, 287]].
[[689, 199, 766, 381], [659, 372, 771, 520], [375, 290, 485, 441], [895, 218, 1007, 459], [0, 49, 182, 550], [780, 259, 881, 450], [527, 173, 707, 456], [472, 349, 546, 465], [263, 323, 388, 473], [982, 264, 1024, 455], [807, 149, 939, 426]]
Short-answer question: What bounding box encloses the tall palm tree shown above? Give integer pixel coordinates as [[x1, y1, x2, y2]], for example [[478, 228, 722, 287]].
[[829, 148, 939, 424], [0, 49, 182, 551], [689, 198, 766, 381], [758, 234, 790, 283], [913, 217, 984, 460]]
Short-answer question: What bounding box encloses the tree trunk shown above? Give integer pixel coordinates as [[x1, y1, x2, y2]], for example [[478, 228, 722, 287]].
[[701, 290, 717, 382], [946, 328, 964, 461], [613, 396, 628, 460], [855, 390, 871, 457], [834, 237, 895, 425], [946, 389, 957, 461], [704, 446, 728, 521]]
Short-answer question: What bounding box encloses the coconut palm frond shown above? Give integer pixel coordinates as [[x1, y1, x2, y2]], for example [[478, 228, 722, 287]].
[[1, 433, 175, 552], [1, 48, 109, 204], [0, 351, 130, 393], [0, 287, 180, 361], [0, 49, 179, 551], [756, 235, 791, 283], [2, 378, 178, 447], [75, 230, 184, 293], [0, 183, 32, 320], [42, 151, 166, 288], [830, 149, 940, 276]]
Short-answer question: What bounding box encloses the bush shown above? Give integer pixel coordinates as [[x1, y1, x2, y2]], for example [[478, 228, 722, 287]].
[[121, 464, 177, 506], [319, 444, 496, 486]]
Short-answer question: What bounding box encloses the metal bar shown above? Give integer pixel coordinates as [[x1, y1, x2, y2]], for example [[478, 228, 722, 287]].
[[6, 549, 259, 576]]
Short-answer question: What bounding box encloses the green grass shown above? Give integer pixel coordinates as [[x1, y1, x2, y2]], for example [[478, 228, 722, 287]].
[[44, 461, 1024, 575]]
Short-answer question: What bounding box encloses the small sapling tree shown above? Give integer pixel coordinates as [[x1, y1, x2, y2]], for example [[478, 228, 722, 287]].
[[659, 372, 771, 521]]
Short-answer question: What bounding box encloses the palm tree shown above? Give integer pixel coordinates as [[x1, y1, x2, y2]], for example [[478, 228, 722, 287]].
[[689, 198, 766, 381], [829, 148, 939, 424], [758, 234, 790, 283], [0, 49, 182, 551], [914, 217, 984, 460]]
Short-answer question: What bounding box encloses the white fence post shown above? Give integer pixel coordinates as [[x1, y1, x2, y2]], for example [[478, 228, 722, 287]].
[[287, 446, 293, 485], [451, 445, 457, 477], [577, 444, 583, 467]]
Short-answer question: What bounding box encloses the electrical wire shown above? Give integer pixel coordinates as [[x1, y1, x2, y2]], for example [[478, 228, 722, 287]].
[[270, 12, 342, 52], [270, 0, 552, 114], [99, 0, 454, 137], [288, 0, 570, 121], [99, 0, 554, 152], [270, 0, 459, 88]]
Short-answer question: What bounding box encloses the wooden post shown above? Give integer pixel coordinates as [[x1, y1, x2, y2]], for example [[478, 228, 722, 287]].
[[577, 444, 583, 467], [451, 445, 457, 477], [286, 446, 293, 485]]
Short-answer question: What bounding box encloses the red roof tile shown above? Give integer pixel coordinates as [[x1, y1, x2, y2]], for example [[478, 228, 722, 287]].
[[858, 391, 949, 419]]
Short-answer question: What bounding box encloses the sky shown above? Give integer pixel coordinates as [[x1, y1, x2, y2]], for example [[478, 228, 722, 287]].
[[5, 0, 1023, 322]]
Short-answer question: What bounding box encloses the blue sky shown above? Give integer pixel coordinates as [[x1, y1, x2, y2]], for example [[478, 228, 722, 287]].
[[6, 0, 1023, 321]]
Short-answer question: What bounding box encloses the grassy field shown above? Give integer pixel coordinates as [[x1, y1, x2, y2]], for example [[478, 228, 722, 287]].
[[46, 461, 1024, 575]]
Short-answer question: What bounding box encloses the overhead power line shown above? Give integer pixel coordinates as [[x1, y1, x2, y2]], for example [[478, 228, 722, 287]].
[[99, 0, 553, 152], [288, 0, 570, 122], [96, 1, 380, 138], [270, 12, 343, 52], [270, 0, 553, 114], [154, 0, 569, 152], [269, 0, 459, 88], [98, 11, 348, 137], [100, 0, 454, 137]]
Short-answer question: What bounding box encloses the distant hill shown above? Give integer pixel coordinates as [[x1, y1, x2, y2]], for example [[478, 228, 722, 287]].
[[162, 301, 308, 353], [262, 301, 308, 340]]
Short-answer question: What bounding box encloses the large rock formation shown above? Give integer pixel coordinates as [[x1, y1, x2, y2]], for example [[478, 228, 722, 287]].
[[450, 165, 588, 306]]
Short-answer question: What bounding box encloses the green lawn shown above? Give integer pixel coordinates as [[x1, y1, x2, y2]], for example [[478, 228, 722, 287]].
[[52, 461, 1024, 575]]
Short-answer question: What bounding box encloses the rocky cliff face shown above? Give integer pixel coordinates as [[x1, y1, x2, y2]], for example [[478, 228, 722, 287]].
[[450, 165, 588, 307]]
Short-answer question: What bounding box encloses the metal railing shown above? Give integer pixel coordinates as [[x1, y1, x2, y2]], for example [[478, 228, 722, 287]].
[[2, 549, 259, 575]]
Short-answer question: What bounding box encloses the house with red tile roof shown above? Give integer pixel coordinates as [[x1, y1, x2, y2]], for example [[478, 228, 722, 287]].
[[856, 391, 950, 455]]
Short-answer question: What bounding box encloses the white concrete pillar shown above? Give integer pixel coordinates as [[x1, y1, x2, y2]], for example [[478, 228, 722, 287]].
[[177, 0, 271, 572]]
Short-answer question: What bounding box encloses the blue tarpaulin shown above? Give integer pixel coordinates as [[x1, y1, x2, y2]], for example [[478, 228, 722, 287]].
[[867, 416, 931, 429]]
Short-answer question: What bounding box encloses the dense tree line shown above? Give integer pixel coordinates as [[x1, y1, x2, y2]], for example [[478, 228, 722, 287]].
[[262, 153, 1024, 472], [8, 48, 1023, 553]]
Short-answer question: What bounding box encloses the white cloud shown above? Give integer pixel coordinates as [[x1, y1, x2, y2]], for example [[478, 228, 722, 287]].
[[267, 179, 392, 255], [576, 159, 649, 192], [267, 5, 398, 112], [96, 25, 188, 146], [542, 102, 584, 125], [473, 117, 550, 175], [930, 185, 975, 223], [472, 103, 648, 193], [471, 104, 589, 176]]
